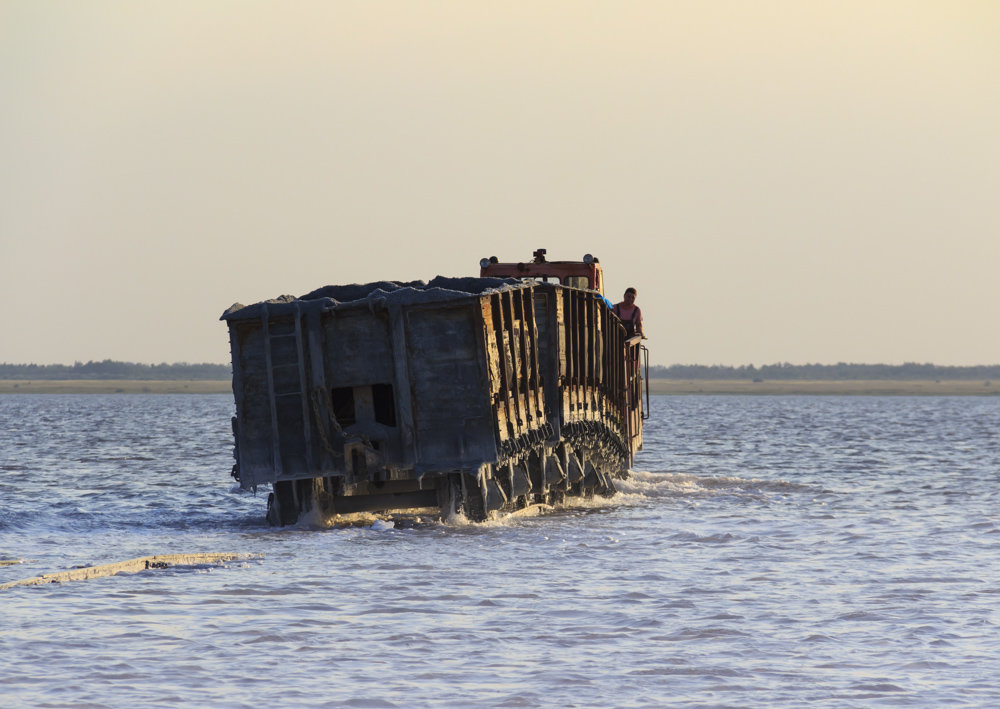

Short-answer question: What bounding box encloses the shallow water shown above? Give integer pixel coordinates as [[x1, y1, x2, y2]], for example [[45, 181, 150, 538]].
[[1, 394, 998, 708]]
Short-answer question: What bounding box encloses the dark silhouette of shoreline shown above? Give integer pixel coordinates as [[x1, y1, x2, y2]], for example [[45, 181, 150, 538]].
[[651, 362, 1000, 381], [0, 360, 229, 381]]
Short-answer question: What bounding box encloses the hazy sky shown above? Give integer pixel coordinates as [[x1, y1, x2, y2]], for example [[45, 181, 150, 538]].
[[2, 1, 998, 366]]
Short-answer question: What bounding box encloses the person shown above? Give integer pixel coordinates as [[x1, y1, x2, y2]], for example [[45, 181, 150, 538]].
[[613, 287, 644, 338]]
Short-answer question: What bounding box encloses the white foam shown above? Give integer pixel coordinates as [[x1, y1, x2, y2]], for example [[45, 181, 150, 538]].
[[295, 504, 386, 530], [288, 469, 798, 531]]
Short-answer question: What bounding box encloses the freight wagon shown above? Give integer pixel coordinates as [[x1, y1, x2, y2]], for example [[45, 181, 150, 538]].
[[221, 249, 647, 524]]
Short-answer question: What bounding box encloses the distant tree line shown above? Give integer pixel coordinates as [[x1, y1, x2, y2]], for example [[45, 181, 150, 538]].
[[650, 363, 1000, 381], [0, 360, 230, 380], [4, 360, 998, 382]]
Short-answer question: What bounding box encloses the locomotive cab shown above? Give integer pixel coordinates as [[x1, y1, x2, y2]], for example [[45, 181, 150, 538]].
[[479, 248, 605, 295]]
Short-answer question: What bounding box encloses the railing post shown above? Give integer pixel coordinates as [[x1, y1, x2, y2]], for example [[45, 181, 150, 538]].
[[642, 345, 650, 421]]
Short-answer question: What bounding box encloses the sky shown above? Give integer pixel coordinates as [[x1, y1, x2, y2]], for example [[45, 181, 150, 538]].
[[2, 1, 998, 367]]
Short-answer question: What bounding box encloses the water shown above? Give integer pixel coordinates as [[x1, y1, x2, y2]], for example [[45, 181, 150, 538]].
[[2, 394, 998, 708]]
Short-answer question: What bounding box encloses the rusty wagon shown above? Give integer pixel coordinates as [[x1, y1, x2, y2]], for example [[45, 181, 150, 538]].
[[221, 249, 648, 524]]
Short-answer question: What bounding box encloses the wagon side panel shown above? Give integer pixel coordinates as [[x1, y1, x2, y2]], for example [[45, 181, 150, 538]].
[[404, 301, 497, 471]]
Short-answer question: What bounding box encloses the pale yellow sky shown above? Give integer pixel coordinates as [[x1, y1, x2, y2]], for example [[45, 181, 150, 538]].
[[2, 1, 997, 366]]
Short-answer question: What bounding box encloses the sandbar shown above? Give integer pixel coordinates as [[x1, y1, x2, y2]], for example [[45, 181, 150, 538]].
[[0, 380, 232, 394]]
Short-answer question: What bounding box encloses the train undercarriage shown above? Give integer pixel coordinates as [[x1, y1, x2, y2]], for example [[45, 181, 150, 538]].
[[266, 435, 625, 526]]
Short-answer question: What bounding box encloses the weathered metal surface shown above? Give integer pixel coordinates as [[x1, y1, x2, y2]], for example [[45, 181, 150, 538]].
[[222, 269, 645, 524]]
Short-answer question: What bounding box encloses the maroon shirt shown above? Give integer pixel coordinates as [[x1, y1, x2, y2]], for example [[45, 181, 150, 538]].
[[613, 302, 643, 336]]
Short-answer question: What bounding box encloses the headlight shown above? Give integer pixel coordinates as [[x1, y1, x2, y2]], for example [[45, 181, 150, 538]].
[[480, 258, 491, 269], [583, 253, 595, 264]]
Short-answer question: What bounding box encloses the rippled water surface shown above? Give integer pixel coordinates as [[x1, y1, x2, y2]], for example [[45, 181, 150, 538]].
[[2, 394, 998, 708]]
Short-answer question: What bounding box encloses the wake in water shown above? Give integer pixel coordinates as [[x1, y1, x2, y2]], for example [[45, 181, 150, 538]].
[[617, 469, 820, 505], [288, 469, 819, 531], [294, 502, 549, 532]]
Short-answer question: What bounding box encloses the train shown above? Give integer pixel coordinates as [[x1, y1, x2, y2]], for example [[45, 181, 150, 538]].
[[221, 249, 648, 524]]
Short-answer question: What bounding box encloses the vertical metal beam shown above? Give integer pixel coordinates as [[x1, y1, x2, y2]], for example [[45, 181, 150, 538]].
[[261, 303, 283, 478], [304, 304, 334, 472], [389, 303, 417, 466], [575, 291, 584, 415], [567, 290, 575, 390], [553, 289, 569, 432], [523, 286, 544, 421], [516, 288, 533, 425], [569, 290, 580, 418], [293, 301, 314, 472], [501, 291, 523, 431], [583, 293, 600, 419], [481, 296, 507, 449]]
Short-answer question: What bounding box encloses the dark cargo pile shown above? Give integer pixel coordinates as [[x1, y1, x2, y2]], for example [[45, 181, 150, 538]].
[[222, 276, 521, 322]]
